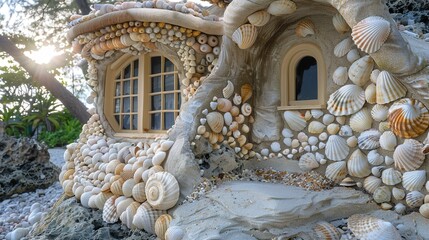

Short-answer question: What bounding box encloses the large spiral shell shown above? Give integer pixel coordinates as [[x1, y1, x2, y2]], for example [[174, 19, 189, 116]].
[[145, 172, 180, 210], [388, 98, 429, 138]]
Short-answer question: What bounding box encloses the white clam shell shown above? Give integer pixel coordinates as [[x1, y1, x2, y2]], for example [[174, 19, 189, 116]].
[[406, 191, 424, 208], [373, 186, 391, 203], [133, 202, 166, 234], [394, 203, 406, 215], [419, 203, 429, 218], [327, 85, 365, 116], [325, 161, 347, 183], [152, 151, 167, 166], [224, 112, 233, 126], [334, 37, 354, 58], [402, 170, 426, 191], [363, 176, 382, 194], [267, 0, 296, 16], [145, 172, 179, 210], [308, 121, 325, 134], [379, 131, 396, 151], [393, 139, 425, 172], [381, 168, 402, 185], [232, 24, 257, 49], [283, 111, 307, 131], [388, 98, 429, 138], [295, 18, 315, 38], [206, 112, 224, 133], [351, 16, 391, 54], [376, 71, 407, 104], [311, 110, 324, 119], [392, 187, 405, 200], [348, 214, 401, 240], [371, 104, 388, 122], [348, 55, 374, 87], [350, 107, 372, 133], [357, 129, 381, 150], [298, 153, 319, 171], [247, 10, 270, 27], [222, 80, 234, 98], [165, 226, 186, 240], [332, 13, 350, 34], [325, 135, 349, 161], [332, 66, 348, 86], [364, 83, 376, 104], [347, 149, 371, 178], [367, 150, 384, 165]]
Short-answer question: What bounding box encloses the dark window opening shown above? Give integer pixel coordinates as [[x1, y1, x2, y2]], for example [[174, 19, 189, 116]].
[[296, 56, 318, 100]]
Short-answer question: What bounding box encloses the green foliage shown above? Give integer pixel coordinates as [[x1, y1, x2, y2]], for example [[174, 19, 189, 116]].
[[38, 110, 82, 147]]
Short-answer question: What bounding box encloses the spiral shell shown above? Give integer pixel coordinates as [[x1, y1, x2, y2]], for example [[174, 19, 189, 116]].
[[334, 37, 354, 58], [348, 55, 374, 87], [241, 103, 252, 116], [233, 94, 242, 105], [332, 66, 348, 86], [388, 98, 429, 138], [206, 112, 224, 133], [327, 85, 365, 116], [379, 131, 396, 151], [348, 214, 401, 240], [406, 191, 424, 208], [222, 81, 234, 99], [325, 135, 349, 161], [376, 71, 407, 104], [295, 19, 315, 37], [348, 149, 371, 178], [155, 214, 173, 240], [351, 16, 391, 54], [313, 221, 341, 240], [358, 129, 381, 150], [332, 13, 350, 34], [350, 108, 372, 133], [217, 98, 233, 112], [120, 201, 140, 229], [393, 139, 425, 172], [103, 196, 118, 223], [241, 83, 253, 103], [363, 176, 382, 194], [298, 153, 319, 171], [381, 168, 402, 185], [232, 24, 257, 49], [325, 161, 347, 183], [267, 0, 297, 16], [402, 170, 426, 191], [365, 83, 376, 104], [145, 172, 179, 210], [247, 10, 270, 27], [283, 111, 307, 131], [133, 202, 166, 234], [373, 186, 391, 203]]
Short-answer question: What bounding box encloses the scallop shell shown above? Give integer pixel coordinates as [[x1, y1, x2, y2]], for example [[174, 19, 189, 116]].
[[145, 172, 179, 210], [325, 135, 349, 161], [363, 176, 382, 194], [206, 112, 224, 133], [299, 153, 319, 171], [406, 191, 424, 208], [357, 129, 381, 150], [295, 19, 315, 38], [332, 13, 350, 34], [350, 108, 372, 133], [132, 182, 146, 203], [381, 168, 402, 185], [373, 186, 391, 203], [232, 24, 257, 49], [120, 202, 140, 229], [334, 37, 354, 58], [165, 226, 186, 240], [392, 187, 405, 200], [348, 55, 374, 87], [388, 98, 429, 138], [222, 81, 234, 99], [351, 16, 391, 54], [348, 149, 371, 178], [308, 121, 325, 134], [379, 131, 396, 151], [327, 85, 365, 116], [371, 104, 388, 122], [325, 161, 347, 183], [267, 0, 297, 16], [332, 66, 348, 86], [402, 170, 426, 191], [103, 196, 118, 223], [241, 83, 253, 103], [248, 10, 270, 27], [365, 83, 376, 104], [348, 214, 401, 240], [283, 111, 307, 131], [313, 221, 341, 240], [241, 103, 252, 116], [133, 202, 166, 234], [393, 139, 425, 172], [376, 71, 407, 104], [155, 214, 173, 240], [217, 98, 233, 112]]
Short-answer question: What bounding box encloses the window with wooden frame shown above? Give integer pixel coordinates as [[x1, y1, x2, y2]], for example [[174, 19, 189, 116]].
[[278, 43, 326, 110], [105, 53, 181, 137]]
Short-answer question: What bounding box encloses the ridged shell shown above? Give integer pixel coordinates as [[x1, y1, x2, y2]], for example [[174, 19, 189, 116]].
[[367, 150, 384, 165], [132, 182, 146, 203], [267, 0, 297, 16], [334, 37, 354, 58], [325, 161, 347, 183], [308, 121, 325, 134], [295, 19, 315, 38], [371, 104, 388, 122], [365, 83, 376, 104], [392, 187, 405, 200], [350, 108, 373, 133], [120, 201, 140, 229], [402, 170, 426, 191], [206, 112, 224, 133], [145, 172, 180, 210], [283, 111, 307, 131], [217, 98, 233, 112], [379, 131, 396, 151], [232, 24, 257, 49], [222, 81, 234, 99], [313, 221, 341, 240], [241, 103, 252, 116], [348, 55, 373, 87], [348, 149, 371, 178], [376, 71, 407, 104], [381, 168, 402, 185], [332, 13, 350, 34], [133, 202, 166, 234], [348, 214, 401, 240], [241, 83, 253, 103], [373, 186, 391, 203], [393, 139, 425, 172], [358, 129, 381, 150], [247, 10, 270, 27], [388, 98, 429, 138], [332, 66, 348, 86], [165, 226, 186, 240], [325, 135, 349, 161], [298, 153, 319, 171], [116, 198, 134, 217], [155, 214, 173, 240], [406, 191, 424, 208], [103, 196, 118, 223], [363, 176, 382, 194], [351, 16, 391, 54], [327, 85, 365, 116]]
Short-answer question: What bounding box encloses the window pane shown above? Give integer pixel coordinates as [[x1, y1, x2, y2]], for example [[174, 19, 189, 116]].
[[164, 74, 174, 91], [115, 82, 121, 96], [151, 76, 161, 92], [131, 114, 138, 130], [177, 93, 181, 109], [164, 94, 174, 110], [133, 59, 139, 77], [116, 74, 120, 80], [164, 58, 174, 72], [164, 112, 174, 129], [132, 96, 138, 112], [123, 97, 130, 113], [151, 56, 161, 74], [296, 56, 318, 101], [151, 113, 161, 130], [151, 95, 161, 110], [122, 115, 130, 129], [123, 80, 130, 95], [124, 64, 131, 79], [114, 99, 120, 113], [132, 79, 138, 94], [114, 115, 120, 125]]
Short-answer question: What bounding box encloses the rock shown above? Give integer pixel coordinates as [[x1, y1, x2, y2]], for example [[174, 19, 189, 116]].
[[0, 135, 59, 200], [199, 145, 239, 178]]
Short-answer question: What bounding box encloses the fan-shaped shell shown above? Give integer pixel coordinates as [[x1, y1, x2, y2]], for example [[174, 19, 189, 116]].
[[332, 66, 348, 86], [267, 0, 297, 16], [381, 168, 402, 185], [348, 55, 374, 87], [145, 172, 179, 210], [299, 153, 319, 171], [308, 121, 325, 134], [373, 186, 391, 203], [350, 108, 373, 133], [376, 71, 407, 104], [327, 85, 365, 116], [313, 221, 341, 240], [103, 196, 118, 223], [388, 98, 429, 138], [406, 191, 424, 208], [371, 104, 388, 122], [379, 131, 396, 151], [358, 129, 381, 150], [133, 202, 166, 234], [217, 98, 233, 112], [325, 135, 349, 161], [348, 149, 371, 178], [334, 37, 354, 58], [348, 214, 401, 240], [283, 111, 307, 131], [248, 10, 270, 27], [402, 170, 426, 191], [155, 214, 173, 240], [222, 81, 234, 99], [296, 19, 315, 37], [363, 176, 382, 194], [241, 103, 252, 116], [393, 139, 425, 172], [351, 16, 391, 54], [332, 13, 350, 34], [325, 161, 347, 183], [365, 83, 376, 104], [232, 24, 257, 49], [120, 201, 140, 229], [367, 150, 384, 165], [206, 112, 224, 133], [241, 83, 253, 103]]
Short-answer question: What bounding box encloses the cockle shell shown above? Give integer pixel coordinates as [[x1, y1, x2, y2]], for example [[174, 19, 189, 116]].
[[325, 161, 347, 183], [283, 111, 307, 131], [379, 131, 396, 151], [313, 221, 341, 240], [332, 13, 350, 34], [365, 83, 376, 104], [367, 150, 384, 165], [267, 0, 297, 16], [371, 104, 388, 122], [155, 214, 173, 240], [295, 19, 315, 38], [388, 98, 429, 138], [206, 112, 224, 133], [232, 24, 257, 49], [103, 196, 118, 223], [111, 178, 124, 195], [132, 182, 146, 203], [402, 170, 426, 191], [373, 186, 391, 203], [381, 168, 402, 185], [393, 139, 425, 172], [406, 191, 424, 208], [332, 66, 348, 85], [350, 108, 373, 133], [308, 121, 325, 134], [299, 153, 319, 171], [248, 10, 270, 27], [357, 129, 381, 150], [133, 202, 166, 234], [351, 16, 391, 54], [348, 55, 374, 87], [165, 226, 186, 240], [145, 172, 179, 210], [348, 214, 401, 240], [348, 149, 371, 178], [241, 103, 252, 116], [241, 83, 253, 103], [334, 37, 354, 58], [325, 135, 349, 161], [217, 98, 233, 112], [392, 187, 405, 200], [222, 81, 234, 98], [327, 84, 365, 116], [376, 71, 407, 104], [363, 176, 382, 194]]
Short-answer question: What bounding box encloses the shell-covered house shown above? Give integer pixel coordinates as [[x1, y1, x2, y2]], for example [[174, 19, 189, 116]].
[[61, 0, 429, 239]]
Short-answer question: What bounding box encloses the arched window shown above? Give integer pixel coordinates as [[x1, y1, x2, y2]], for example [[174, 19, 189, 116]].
[[105, 53, 181, 137], [279, 43, 326, 110]]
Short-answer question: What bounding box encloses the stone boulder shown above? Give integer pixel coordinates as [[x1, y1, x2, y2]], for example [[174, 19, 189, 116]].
[[0, 135, 60, 200]]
